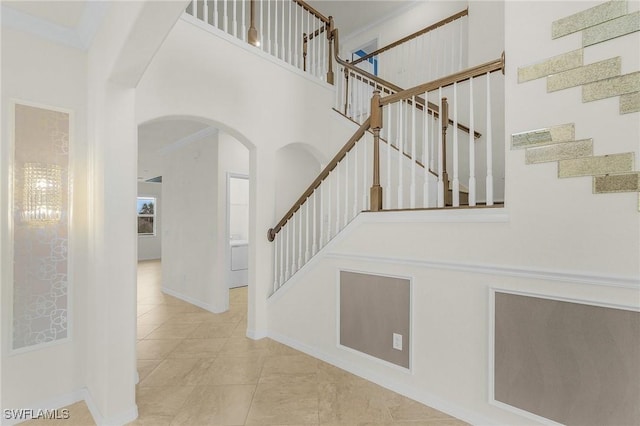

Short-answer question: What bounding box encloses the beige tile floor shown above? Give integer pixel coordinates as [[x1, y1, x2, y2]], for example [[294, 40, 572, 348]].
[[25, 260, 467, 425]]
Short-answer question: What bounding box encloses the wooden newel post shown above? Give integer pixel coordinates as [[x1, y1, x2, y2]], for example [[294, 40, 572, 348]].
[[303, 34, 308, 72], [248, 0, 259, 46], [326, 18, 334, 85], [441, 97, 450, 205], [370, 90, 383, 212]]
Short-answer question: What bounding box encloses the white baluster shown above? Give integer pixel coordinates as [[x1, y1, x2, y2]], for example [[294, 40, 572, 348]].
[[298, 206, 304, 269], [193, 0, 198, 19], [335, 162, 340, 234], [223, 0, 228, 32], [287, 1, 292, 64], [327, 171, 332, 242], [203, 0, 208, 24], [274, 0, 279, 58], [423, 92, 430, 208], [469, 77, 476, 206], [273, 233, 278, 292], [430, 107, 436, 172], [385, 103, 391, 208], [306, 11, 311, 74], [353, 143, 358, 217], [233, 0, 237, 37], [437, 87, 444, 207], [294, 4, 299, 67], [397, 101, 404, 209], [279, 229, 284, 285], [291, 214, 297, 273], [320, 184, 325, 248], [214, 0, 219, 27], [267, 0, 271, 54], [317, 23, 322, 77], [344, 151, 349, 225], [410, 95, 417, 208], [241, 0, 246, 41], [452, 82, 460, 207], [312, 190, 318, 255], [284, 224, 290, 280], [258, 0, 263, 50], [362, 133, 368, 209], [280, 0, 285, 60], [486, 72, 494, 206], [322, 22, 327, 79]]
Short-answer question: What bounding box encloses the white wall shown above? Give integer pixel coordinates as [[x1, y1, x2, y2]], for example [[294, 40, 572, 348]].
[[138, 182, 162, 260], [162, 132, 221, 311], [266, 1, 639, 425], [275, 144, 323, 218], [1, 26, 88, 416], [136, 16, 340, 336]]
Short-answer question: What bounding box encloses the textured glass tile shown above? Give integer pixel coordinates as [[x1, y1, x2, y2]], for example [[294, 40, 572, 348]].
[[511, 123, 575, 149], [547, 58, 621, 92], [558, 153, 634, 178], [525, 139, 593, 164], [583, 72, 640, 102], [518, 50, 583, 83], [552, 1, 628, 39], [620, 91, 640, 114], [593, 172, 640, 193], [583, 11, 640, 46]]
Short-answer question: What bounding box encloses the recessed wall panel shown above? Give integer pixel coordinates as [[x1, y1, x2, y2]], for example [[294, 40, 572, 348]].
[[340, 271, 410, 368], [12, 104, 70, 350], [494, 292, 640, 426]]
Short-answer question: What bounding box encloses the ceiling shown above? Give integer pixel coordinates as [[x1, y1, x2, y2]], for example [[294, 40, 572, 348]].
[[3, 0, 86, 28], [307, 0, 415, 38]]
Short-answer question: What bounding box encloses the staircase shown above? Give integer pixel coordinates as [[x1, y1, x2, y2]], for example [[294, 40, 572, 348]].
[[184, 0, 506, 291]]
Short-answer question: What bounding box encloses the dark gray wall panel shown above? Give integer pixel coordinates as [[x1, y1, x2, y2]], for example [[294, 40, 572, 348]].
[[495, 292, 640, 425], [340, 271, 410, 368]]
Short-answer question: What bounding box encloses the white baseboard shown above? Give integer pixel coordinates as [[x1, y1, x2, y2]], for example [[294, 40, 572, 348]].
[[267, 331, 498, 426], [1, 390, 84, 426], [246, 328, 268, 340], [161, 287, 226, 313], [1, 388, 138, 426]]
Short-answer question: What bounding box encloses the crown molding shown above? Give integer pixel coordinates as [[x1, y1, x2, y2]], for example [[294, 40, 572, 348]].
[[1, 1, 108, 51]]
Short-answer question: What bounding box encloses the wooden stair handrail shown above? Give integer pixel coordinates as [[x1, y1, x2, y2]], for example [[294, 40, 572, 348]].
[[351, 8, 468, 67], [267, 118, 371, 241], [380, 53, 506, 106], [293, 0, 330, 24], [331, 27, 481, 139]]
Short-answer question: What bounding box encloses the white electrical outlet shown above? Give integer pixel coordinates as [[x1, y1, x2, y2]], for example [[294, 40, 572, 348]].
[[392, 333, 403, 351]]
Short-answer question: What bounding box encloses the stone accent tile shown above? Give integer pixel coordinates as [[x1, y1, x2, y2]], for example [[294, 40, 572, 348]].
[[518, 49, 583, 83], [547, 57, 621, 92], [525, 139, 593, 164], [583, 11, 640, 46], [593, 172, 640, 193], [620, 91, 640, 114], [511, 123, 575, 149], [558, 153, 634, 178], [552, 1, 628, 39], [583, 72, 640, 102]]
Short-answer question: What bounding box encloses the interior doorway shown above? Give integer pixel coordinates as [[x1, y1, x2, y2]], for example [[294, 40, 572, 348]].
[[227, 173, 249, 289]]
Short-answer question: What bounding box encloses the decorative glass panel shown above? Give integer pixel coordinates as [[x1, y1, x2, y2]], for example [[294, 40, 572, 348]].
[[13, 104, 70, 350]]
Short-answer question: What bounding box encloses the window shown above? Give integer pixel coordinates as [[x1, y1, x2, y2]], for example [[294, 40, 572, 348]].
[[137, 197, 156, 236]]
